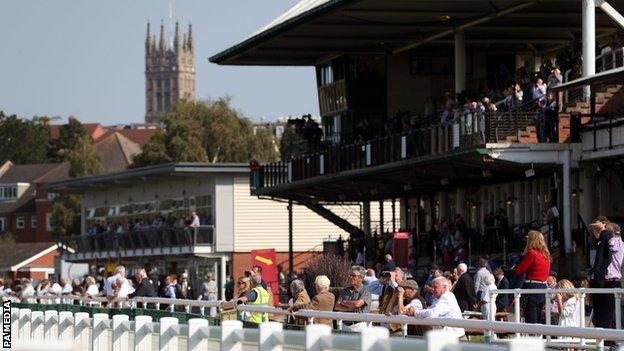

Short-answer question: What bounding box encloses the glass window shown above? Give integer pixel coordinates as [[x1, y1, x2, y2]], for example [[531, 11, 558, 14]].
[[16, 216, 25, 229], [31, 216, 37, 229], [46, 213, 52, 231], [0, 217, 5, 231]]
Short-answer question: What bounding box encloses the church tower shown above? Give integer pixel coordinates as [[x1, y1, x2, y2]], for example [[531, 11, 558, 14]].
[[145, 21, 195, 124]]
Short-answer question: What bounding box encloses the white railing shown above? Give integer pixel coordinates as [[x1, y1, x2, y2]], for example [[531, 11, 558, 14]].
[[11, 307, 550, 351], [13, 289, 624, 347]]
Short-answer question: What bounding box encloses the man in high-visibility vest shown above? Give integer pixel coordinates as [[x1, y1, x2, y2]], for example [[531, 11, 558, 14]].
[[237, 276, 269, 324]]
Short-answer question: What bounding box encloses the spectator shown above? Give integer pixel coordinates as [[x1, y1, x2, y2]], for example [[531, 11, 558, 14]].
[[543, 92, 558, 142], [104, 265, 126, 297], [189, 211, 200, 228], [589, 218, 623, 329], [394, 280, 426, 314], [237, 276, 270, 324], [224, 276, 234, 301], [514, 230, 551, 324], [163, 275, 177, 299], [290, 275, 335, 327], [410, 277, 466, 340], [334, 266, 372, 332], [423, 266, 442, 306], [363, 269, 377, 286], [555, 279, 581, 329], [84, 276, 100, 298], [382, 254, 396, 272], [148, 267, 160, 295], [474, 258, 490, 297], [548, 68, 563, 89], [177, 273, 194, 299], [478, 273, 497, 320], [18, 279, 35, 303], [493, 268, 509, 311], [129, 269, 157, 298], [71, 279, 84, 296], [281, 279, 310, 325], [452, 263, 477, 312]]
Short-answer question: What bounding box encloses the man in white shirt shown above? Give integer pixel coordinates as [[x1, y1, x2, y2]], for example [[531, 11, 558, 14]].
[[474, 258, 490, 296], [190, 211, 200, 228], [409, 276, 466, 339], [104, 265, 126, 297]]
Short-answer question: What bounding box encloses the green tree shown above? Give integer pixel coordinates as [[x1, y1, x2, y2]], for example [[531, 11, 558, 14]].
[[48, 116, 86, 162], [133, 99, 278, 166], [67, 134, 102, 177], [0, 112, 52, 164], [50, 195, 81, 239], [279, 123, 306, 161]]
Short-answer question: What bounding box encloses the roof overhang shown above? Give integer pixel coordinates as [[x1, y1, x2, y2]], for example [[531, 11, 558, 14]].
[[210, 0, 623, 66], [43, 163, 249, 192], [253, 143, 576, 202]]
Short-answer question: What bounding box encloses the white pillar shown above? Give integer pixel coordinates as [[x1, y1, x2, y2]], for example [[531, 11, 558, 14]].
[[582, 0, 596, 99], [220, 255, 227, 300], [562, 150, 573, 253], [363, 201, 371, 235], [455, 30, 466, 93]]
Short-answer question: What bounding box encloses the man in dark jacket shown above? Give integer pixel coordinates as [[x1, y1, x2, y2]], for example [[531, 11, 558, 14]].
[[129, 269, 157, 308], [452, 263, 476, 312], [589, 218, 619, 329], [493, 268, 509, 311]]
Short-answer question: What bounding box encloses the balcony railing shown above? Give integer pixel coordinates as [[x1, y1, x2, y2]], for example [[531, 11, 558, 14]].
[[318, 79, 348, 116], [252, 110, 539, 191], [58, 226, 214, 257]]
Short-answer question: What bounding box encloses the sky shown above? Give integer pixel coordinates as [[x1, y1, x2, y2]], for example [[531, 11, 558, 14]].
[[0, 1, 319, 124]]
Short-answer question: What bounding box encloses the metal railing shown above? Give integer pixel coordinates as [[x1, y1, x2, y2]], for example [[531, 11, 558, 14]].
[[58, 226, 214, 255]]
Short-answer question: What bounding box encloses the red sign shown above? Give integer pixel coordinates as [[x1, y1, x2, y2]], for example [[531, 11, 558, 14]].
[[250, 249, 279, 305], [392, 232, 410, 267]]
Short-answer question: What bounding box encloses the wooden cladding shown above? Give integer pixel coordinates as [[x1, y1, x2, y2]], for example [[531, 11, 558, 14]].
[[318, 79, 348, 117]]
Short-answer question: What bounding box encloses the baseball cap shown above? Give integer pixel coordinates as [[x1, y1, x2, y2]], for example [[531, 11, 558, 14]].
[[399, 280, 419, 290]]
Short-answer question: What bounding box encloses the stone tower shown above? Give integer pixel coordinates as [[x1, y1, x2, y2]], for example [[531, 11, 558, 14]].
[[145, 21, 195, 124]]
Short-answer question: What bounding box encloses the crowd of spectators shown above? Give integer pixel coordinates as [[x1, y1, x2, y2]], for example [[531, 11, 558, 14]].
[[85, 211, 208, 236]]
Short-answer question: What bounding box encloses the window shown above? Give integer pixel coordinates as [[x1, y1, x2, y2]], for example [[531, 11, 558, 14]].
[[31, 216, 37, 229], [0, 217, 5, 232], [275, 126, 284, 138], [0, 186, 17, 200], [16, 216, 25, 229], [47, 192, 59, 201]]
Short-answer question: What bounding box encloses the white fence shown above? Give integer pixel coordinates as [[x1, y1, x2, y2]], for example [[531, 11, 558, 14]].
[[11, 307, 547, 351]]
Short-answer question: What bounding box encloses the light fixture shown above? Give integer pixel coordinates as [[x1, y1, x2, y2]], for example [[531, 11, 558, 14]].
[[525, 163, 535, 178], [441, 178, 450, 186]]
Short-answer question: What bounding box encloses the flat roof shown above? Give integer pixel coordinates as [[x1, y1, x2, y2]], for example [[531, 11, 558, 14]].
[[43, 163, 249, 191], [210, 0, 621, 66]]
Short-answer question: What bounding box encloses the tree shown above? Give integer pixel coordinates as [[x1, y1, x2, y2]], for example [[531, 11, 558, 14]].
[[133, 99, 278, 167], [0, 112, 52, 164], [50, 194, 81, 239], [67, 134, 102, 177], [48, 116, 86, 162], [279, 123, 307, 161]]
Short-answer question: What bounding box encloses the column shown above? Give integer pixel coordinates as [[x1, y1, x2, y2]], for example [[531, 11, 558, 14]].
[[456, 188, 466, 219], [363, 201, 371, 236], [220, 256, 227, 300], [379, 200, 384, 233], [562, 150, 573, 254], [582, 0, 596, 99], [455, 30, 466, 93]]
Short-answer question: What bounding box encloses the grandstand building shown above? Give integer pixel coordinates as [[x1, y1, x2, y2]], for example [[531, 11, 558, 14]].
[[211, 0, 624, 276]]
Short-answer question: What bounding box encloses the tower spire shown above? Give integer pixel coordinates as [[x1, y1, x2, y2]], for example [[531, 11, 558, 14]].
[[186, 23, 193, 51], [174, 21, 180, 52], [146, 20, 152, 54], [159, 20, 165, 52]]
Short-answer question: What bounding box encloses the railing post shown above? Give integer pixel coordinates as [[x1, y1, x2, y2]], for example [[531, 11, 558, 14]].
[[74, 312, 90, 350], [44, 310, 58, 341], [188, 318, 209, 351], [58, 311, 74, 342], [92, 313, 109, 351], [514, 291, 521, 338], [545, 291, 551, 343], [360, 326, 388, 351], [365, 144, 371, 166], [259, 321, 283, 351], [134, 315, 153, 351], [616, 293, 622, 329], [18, 308, 31, 341], [221, 320, 243, 351], [112, 314, 130, 351], [580, 290, 586, 346], [425, 330, 458, 351], [305, 324, 331, 351], [159, 317, 179, 351], [30, 310, 44, 342]]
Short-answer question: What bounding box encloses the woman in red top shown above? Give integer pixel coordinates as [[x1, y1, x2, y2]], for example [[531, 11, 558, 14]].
[[514, 230, 551, 323]]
